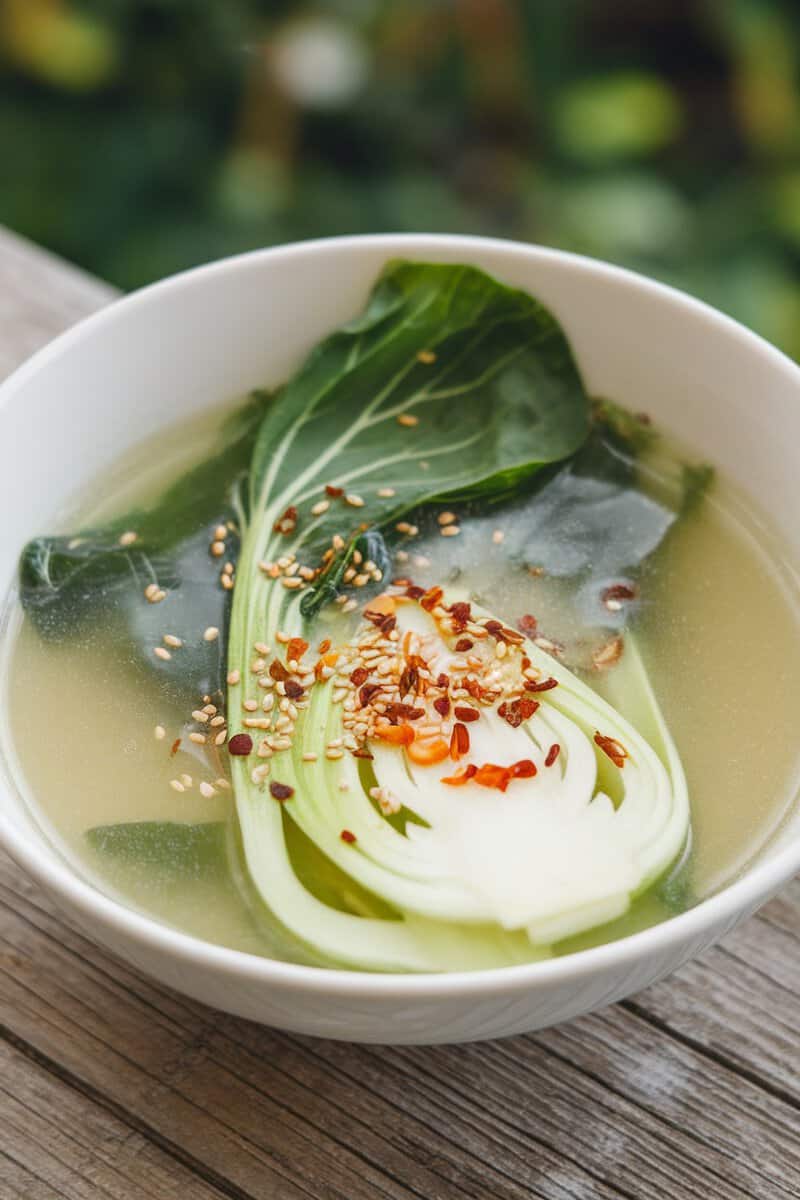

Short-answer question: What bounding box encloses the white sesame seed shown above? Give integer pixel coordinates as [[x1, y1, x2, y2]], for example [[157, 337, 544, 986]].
[[227, 669, 241, 685], [163, 634, 183, 648], [199, 781, 216, 798], [492, 529, 505, 544], [412, 555, 431, 568], [243, 718, 271, 729], [496, 641, 508, 659], [353, 573, 369, 588], [189, 732, 207, 745], [326, 748, 344, 760], [396, 550, 409, 563], [118, 531, 138, 546], [180, 774, 193, 788], [275, 631, 290, 644], [154, 724, 166, 740], [272, 736, 292, 751], [202, 703, 217, 715], [438, 511, 457, 525], [281, 577, 304, 590], [298, 566, 316, 580], [341, 599, 358, 613], [169, 779, 185, 793], [215, 777, 231, 790], [440, 525, 460, 537], [251, 658, 266, 674], [328, 737, 343, 748], [311, 499, 330, 516], [210, 715, 225, 727], [214, 729, 228, 746], [243, 699, 258, 712], [214, 524, 228, 540], [203, 626, 219, 642], [302, 752, 318, 762], [345, 493, 365, 508], [417, 349, 436, 364], [332, 534, 345, 551], [343, 567, 356, 583], [154, 646, 172, 661], [262, 694, 275, 712], [397, 413, 418, 427], [211, 540, 226, 557], [192, 709, 209, 723], [377, 487, 396, 497]]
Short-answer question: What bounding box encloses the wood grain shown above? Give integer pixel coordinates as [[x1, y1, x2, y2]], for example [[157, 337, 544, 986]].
[[0, 224, 798, 1200]]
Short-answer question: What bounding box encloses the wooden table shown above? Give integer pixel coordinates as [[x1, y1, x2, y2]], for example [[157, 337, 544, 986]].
[[1, 227, 798, 1200]]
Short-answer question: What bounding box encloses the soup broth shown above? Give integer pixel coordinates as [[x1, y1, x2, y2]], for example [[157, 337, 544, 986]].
[[4, 399, 800, 964]]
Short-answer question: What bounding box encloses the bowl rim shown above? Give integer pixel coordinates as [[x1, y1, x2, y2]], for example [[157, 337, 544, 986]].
[[2, 231, 799, 998]]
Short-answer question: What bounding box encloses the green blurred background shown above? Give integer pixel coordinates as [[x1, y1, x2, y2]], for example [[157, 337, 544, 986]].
[[3, 0, 800, 355]]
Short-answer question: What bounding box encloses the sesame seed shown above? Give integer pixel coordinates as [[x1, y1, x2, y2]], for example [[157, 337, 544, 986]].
[[215, 778, 231, 790], [154, 724, 166, 740], [243, 717, 271, 730], [169, 779, 185, 793], [440, 525, 460, 537], [118, 531, 138, 546], [397, 413, 418, 427], [417, 349, 437, 364], [492, 529, 505, 545], [199, 781, 216, 798], [154, 646, 172, 661], [412, 555, 431, 568], [343, 567, 356, 583], [189, 732, 207, 745], [353, 573, 369, 587], [311, 499, 330, 516], [298, 566, 316, 580], [275, 631, 290, 644], [253, 641, 269, 655], [438, 511, 457, 525], [496, 642, 508, 659], [302, 752, 318, 762], [251, 658, 266, 674], [210, 715, 225, 727], [214, 524, 227, 540], [243, 699, 258, 712], [145, 583, 166, 604], [326, 748, 344, 760], [396, 550, 409, 563], [203, 703, 217, 715], [345, 494, 365, 508], [211, 541, 226, 557], [203, 626, 220, 642], [281, 577, 304, 590], [214, 729, 228, 745], [262, 694, 275, 712], [332, 534, 345, 551], [227, 669, 241, 685], [180, 774, 193, 788], [341, 599, 358, 613], [163, 635, 182, 650], [377, 487, 396, 498], [353, 550, 362, 565], [191, 709, 209, 723]]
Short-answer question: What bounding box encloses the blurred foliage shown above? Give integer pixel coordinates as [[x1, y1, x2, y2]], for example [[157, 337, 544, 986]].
[[2, 0, 800, 356]]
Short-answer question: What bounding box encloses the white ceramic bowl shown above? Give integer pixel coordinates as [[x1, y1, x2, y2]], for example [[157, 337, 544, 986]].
[[1, 235, 799, 1044]]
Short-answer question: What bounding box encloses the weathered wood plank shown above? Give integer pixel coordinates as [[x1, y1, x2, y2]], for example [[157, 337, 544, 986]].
[[0, 227, 116, 379], [2, 848, 799, 1200], [0, 1036, 232, 1200]]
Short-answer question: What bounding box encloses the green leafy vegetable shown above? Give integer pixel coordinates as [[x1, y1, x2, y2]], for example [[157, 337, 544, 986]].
[[87, 821, 228, 880]]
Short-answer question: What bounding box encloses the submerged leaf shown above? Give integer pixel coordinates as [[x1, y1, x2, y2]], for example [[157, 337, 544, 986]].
[[87, 821, 228, 881]]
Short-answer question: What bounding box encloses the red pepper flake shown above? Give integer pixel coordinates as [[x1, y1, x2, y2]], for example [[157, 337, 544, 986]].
[[433, 695, 450, 717], [286, 637, 309, 663], [454, 705, 479, 723], [170, 737, 182, 757], [420, 586, 444, 612], [455, 637, 473, 652], [359, 683, 381, 708], [441, 764, 478, 786], [350, 667, 369, 686], [517, 614, 538, 636], [436, 672, 449, 689], [510, 758, 537, 779], [398, 664, 419, 696], [317, 637, 332, 654], [325, 484, 344, 498], [273, 505, 298, 535], [269, 781, 294, 802], [485, 619, 503, 637], [228, 733, 253, 756], [545, 743, 561, 767], [449, 601, 472, 631], [405, 584, 425, 600], [340, 829, 357, 844], [365, 609, 397, 634], [601, 583, 637, 608], [498, 697, 539, 728], [269, 659, 290, 682], [525, 677, 559, 693], [384, 702, 425, 723], [284, 679, 305, 700], [374, 722, 415, 746], [464, 676, 489, 702], [450, 722, 470, 760], [352, 747, 374, 760], [474, 763, 512, 792], [594, 732, 628, 768]]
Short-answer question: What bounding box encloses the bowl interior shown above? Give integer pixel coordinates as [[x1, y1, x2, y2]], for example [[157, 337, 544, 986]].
[[2, 233, 800, 977]]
